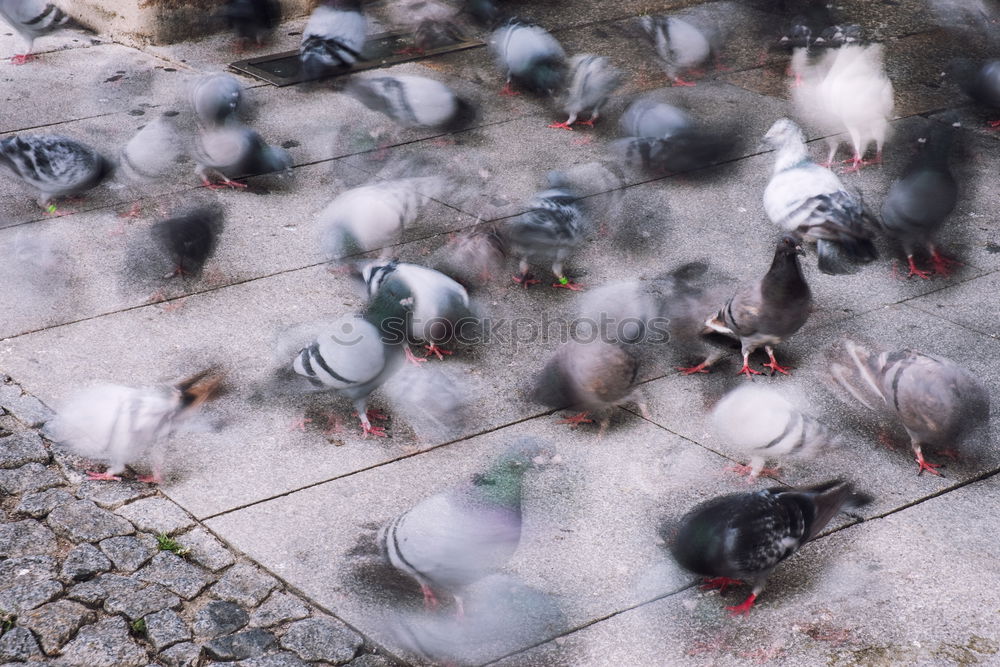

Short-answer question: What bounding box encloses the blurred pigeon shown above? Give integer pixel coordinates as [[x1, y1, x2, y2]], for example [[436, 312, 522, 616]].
[[344, 75, 476, 130], [463, 0, 499, 27], [548, 54, 623, 130], [761, 118, 878, 275], [194, 125, 292, 189], [383, 364, 476, 441], [299, 0, 367, 80], [637, 14, 715, 87], [120, 114, 185, 182], [503, 171, 585, 290], [828, 341, 990, 476], [618, 98, 692, 138], [430, 226, 507, 288], [359, 259, 476, 362], [151, 205, 224, 279], [386, 0, 465, 51], [946, 59, 1000, 126], [687, 236, 810, 377], [222, 0, 280, 48], [813, 23, 862, 49], [291, 314, 405, 437], [377, 439, 546, 614], [489, 20, 566, 95], [712, 385, 839, 477], [880, 118, 960, 279], [613, 119, 738, 175], [0, 0, 89, 64], [51, 368, 224, 483], [191, 73, 243, 128], [0, 134, 113, 209], [532, 340, 647, 434], [669, 479, 872, 614]]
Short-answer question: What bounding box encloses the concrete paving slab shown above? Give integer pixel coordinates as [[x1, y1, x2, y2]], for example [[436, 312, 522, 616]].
[[496, 473, 1000, 666], [0, 25, 101, 62], [905, 270, 1000, 340]]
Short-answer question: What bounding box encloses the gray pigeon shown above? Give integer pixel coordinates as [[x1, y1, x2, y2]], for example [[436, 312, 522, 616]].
[[51, 368, 223, 483], [194, 125, 292, 189], [503, 172, 586, 290], [712, 385, 839, 477], [386, 0, 465, 51], [489, 20, 566, 95], [0, 0, 88, 64], [549, 54, 623, 130], [299, 0, 367, 80], [618, 98, 693, 138], [637, 14, 714, 87], [947, 59, 1000, 125], [431, 226, 507, 287], [344, 75, 475, 130], [668, 479, 872, 614], [377, 439, 546, 614], [828, 341, 990, 476], [762, 118, 878, 275], [880, 118, 960, 279], [0, 134, 113, 209], [222, 0, 280, 48], [120, 114, 184, 182], [191, 73, 243, 128], [691, 236, 811, 377]]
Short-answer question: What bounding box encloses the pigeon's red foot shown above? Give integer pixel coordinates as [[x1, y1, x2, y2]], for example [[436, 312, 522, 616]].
[[323, 413, 344, 436], [987, 119, 1000, 129], [737, 362, 763, 377], [558, 412, 593, 428], [136, 473, 163, 484], [118, 203, 143, 219], [915, 453, 942, 477], [289, 415, 312, 432], [762, 357, 792, 376], [700, 576, 743, 593], [513, 273, 540, 288], [727, 593, 758, 616], [930, 250, 960, 276], [361, 422, 388, 438], [938, 448, 960, 460], [364, 409, 389, 422], [86, 471, 122, 481], [896, 257, 932, 280], [499, 82, 521, 96], [421, 584, 440, 611], [841, 155, 876, 174], [202, 178, 247, 190], [552, 279, 584, 291], [725, 464, 780, 477], [672, 76, 697, 87], [577, 117, 597, 127], [405, 347, 428, 365], [678, 362, 711, 375], [10, 54, 33, 65], [424, 344, 453, 360], [547, 121, 574, 131]]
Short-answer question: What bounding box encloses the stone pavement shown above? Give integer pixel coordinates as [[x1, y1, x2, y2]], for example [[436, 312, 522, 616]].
[[1, 0, 1000, 665]]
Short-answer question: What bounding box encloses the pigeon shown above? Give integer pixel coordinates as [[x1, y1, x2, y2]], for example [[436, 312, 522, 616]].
[[711, 385, 839, 477], [359, 259, 476, 362], [0, 0, 88, 64], [191, 73, 243, 128], [637, 14, 715, 87], [382, 364, 476, 441], [377, 438, 546, 614], [432, 226, 507, 286], [668, 479, 872, 614], [0, 134, 113, 209], [687, 236, 811, 377], [386, 0, 465, 51], [51, 368, 224, 483], [222, 0, 280, 48], [612, 121, 738, 176], [463, 0, 499, 27], [828, 341, 990, 476], [618, 98, 692, 139], [194, 125, 292, 189], [151, 206, 225, 279], [489, 20, 566, 95], [299, 0, 367, 80], [503, 172, 586, 290], [946, 59, 1000, 126], [531, 340, 647, 434], [761, 118, 879, 275], [319, 177, 446, 263], [120, 114, 185, 182], [291, 314, 405, 437], [548, 54, 623, 130], [344, 75, 476, 130], [880, 119, 960, 279]]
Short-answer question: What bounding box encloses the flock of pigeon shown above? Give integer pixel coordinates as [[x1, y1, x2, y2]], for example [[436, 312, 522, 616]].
[[2, 0, 998, 640]]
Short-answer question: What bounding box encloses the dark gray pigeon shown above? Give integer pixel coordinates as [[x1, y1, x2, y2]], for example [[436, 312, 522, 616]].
[[0, 0, 88, 64], [299, 0, 367, 80], [194, 125, 292, 189], [191, 73, 243, 128], [548, 54, 622, 130], [637, 14, 715, 87], [489, 20, 566, 95], [668, 479, 872, 614], [503, 172, 585, 290], [377, 439, 546, 614], [0, 134, 113, 209], [946, 59, 1000, 126], [344, 75, 475, 130], [690, 236, 811, 377], [151, 205, 225, 279], [762, 118, 878, 275], [880, 118, 960, 279], [222, 0, 280, 48], [828, 340, 990, 476]]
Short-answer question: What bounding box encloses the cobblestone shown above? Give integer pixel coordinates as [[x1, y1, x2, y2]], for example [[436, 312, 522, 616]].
[[135, 552, 215, 599], [0, 627, 43, 662], [99, 534, 159, 572], [159, 641, 201, 667], [57, 617, 149, 667], [279, 617, 364, 664], [143, 609, 192, 651], [210, 564, 279, 607], [0, 431, 49, 468], [0, 519, 59, 558], [176, 527, 235, 571], [14, 487, 74, 518], [19, 599, 95, 655], [77, 480, 157, 509], [98, 574, 182, 621], [203, 628, 277, 661], [115, 497, 194, 536], [237, 652, 311, 667], [0, 462, 64, 494], [61, 543, 113, 581], [194, 600, 250, 638], [48, 499, 135, 542], [251, 591, 311, 628], [0, 381, 52, 427]]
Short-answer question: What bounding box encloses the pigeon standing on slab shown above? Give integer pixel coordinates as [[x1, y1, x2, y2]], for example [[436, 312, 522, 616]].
[[761, 118, 878, 275], [193, 125, 292, 189], [222, 0, 280, 49], [637, 15, 715, 87], [711, 385, 839, 477], [120, 114, 185, 183], [386, 0, 465, 51], [489, 20, 566, 96], [191, 73, 244, 128], [668, 479, 872, 615], [299, 0, 367, 80], [618, 98, 692, 139], [344, 75, 476, 130], [151, 206, 225, 279], [0, 134, 113, 210], [431, 226, 507, 287], [946, 59, 1000, 126], [548, 54, 623, 130], [880, 119, 960, 279], [687, 236, 811, 377], [828, 341, 990, 476], [503, 171, 586, 290], [51, 369, 224, 483], [0, 0, 88, 64], [378, 439, 546, 614]]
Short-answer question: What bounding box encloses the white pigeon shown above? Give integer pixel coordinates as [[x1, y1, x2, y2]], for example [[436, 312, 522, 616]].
[[0, 0, 87, 64], [637, 15, 713, 87]]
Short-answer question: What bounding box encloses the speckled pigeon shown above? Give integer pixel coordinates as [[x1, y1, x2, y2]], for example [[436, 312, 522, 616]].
[[0, 134, 113, 209], [299, 0, 367, 80], [489, 20, 566, 95], [344, 75, 475, 130], [549, 54, 622, 130]]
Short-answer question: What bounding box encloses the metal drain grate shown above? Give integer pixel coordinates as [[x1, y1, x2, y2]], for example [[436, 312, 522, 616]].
[[229, 31, 485, 86]]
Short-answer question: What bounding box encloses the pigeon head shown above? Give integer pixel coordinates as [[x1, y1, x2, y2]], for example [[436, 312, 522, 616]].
[[761, 119, 805, 150], [471, 438, 548, 506], [174, 367, 226, 412], [357, 259, 399, 297], [778, 234, 805, 256]]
